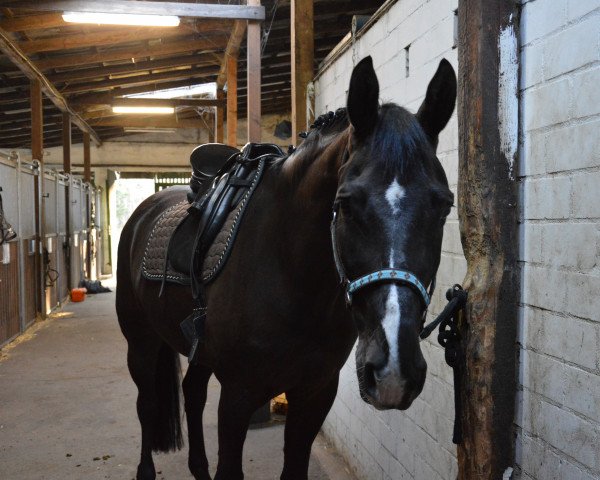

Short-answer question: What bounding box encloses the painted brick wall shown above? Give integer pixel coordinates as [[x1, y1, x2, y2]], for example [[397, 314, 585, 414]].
[[314, 1, 462, 478], [516, 1, 600, 479]]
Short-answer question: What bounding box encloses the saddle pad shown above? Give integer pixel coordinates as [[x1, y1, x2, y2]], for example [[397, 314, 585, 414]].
[[142, 201, 191, 285]]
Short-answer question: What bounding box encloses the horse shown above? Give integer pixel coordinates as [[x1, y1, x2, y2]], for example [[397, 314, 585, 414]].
[[116, 55, 457, 480]]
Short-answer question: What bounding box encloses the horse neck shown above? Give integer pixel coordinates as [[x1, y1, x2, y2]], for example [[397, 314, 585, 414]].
[[273, 129, 350, 308]]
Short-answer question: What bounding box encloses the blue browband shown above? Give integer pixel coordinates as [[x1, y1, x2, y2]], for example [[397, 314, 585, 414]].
[[330, 210, 434, 308], [347, 269, 431, 306]]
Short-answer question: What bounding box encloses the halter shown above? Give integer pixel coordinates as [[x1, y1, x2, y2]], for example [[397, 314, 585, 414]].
[[330, 208, 435, 310]]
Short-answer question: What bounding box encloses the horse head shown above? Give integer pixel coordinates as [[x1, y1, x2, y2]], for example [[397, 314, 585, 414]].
[[333, 56, 456, 410]]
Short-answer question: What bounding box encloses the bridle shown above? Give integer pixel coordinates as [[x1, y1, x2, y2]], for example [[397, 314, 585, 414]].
[[330, 205, 436, 316]]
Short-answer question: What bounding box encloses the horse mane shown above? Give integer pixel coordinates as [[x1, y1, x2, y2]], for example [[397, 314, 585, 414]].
[[279, 103, 432, 184]]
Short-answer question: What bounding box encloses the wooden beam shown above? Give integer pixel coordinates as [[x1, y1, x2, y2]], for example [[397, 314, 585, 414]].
[[31, 80, 44, 162], [60, 65, 215, 94], [0, 26, 101, 145], [89, 115, 203, 129], [30, 79, 44, 318], [47, 55, 218, 84], [457, 1, 519, 478], [291, 0, 314, 143], [62, 112, 71, 173], [19, 26, 190, 54], [19, 1, 265, 20], [246, 0, 261, 142], [0, 12, 66, 32], [215, 88, 224, 143], [33, 36, 228, 71], [226, 56, 238, 147], [83, 132, 91, 183], [216, 20, 246, 89], [76, 96, 225, 108]]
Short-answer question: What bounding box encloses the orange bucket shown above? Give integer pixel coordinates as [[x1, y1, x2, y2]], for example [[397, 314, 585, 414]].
[[70, 288, 87, 302]]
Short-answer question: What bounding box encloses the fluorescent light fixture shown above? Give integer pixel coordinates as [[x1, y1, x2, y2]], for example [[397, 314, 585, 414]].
[[62, 12, 180, 27], [127, 82, 217, 100], [124, 128, 177, 134], [113, 106, 175, 114]]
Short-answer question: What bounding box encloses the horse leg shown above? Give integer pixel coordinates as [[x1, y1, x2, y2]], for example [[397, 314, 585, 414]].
[[183, 363, 213, 480], [214, 386, 267, 480], [126, 335, 183, 480], [280, 376, 339, 480]]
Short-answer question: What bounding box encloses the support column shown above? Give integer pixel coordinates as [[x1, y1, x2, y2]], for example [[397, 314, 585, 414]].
[[215, 88, 225, 144], [246, 0, 261, 142], [62, 113, 72, 292], [227, 56, 238, 147], [83, 132, 91, 183], [291, 0, 314, 143], [30, 79, 44, 318], [457, 1, 519, 478]]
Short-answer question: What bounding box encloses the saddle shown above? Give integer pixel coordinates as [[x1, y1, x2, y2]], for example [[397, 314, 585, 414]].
[[142, 142, 286, 362]]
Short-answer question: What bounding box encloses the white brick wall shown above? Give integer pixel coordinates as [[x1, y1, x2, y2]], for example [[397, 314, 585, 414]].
[[315, 0, 600, 479], [314, 1, 461, 478], [517, 1, 600, 480]]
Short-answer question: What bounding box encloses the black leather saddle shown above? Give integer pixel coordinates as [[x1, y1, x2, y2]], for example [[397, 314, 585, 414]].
[[164, 142, 286, 362]]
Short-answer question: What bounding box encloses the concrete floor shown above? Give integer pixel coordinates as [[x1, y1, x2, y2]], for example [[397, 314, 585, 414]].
[[0, 284, 356, 480]]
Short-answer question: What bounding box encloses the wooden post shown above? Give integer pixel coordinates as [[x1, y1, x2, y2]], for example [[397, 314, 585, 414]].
[[83, 132, 91, 183], [62, 112, 71, 173], [246, 0, 261, 142], [291, 0, 314, 143], [457, 2, 519, 478], [215, 88, 225, 143], [62, 112, 72, 291], [226, 55, 238, 147], [30, 79, 45, 318]]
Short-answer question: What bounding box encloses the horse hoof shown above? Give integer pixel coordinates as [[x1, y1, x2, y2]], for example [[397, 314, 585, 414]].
[[136, 463, 156, 480]]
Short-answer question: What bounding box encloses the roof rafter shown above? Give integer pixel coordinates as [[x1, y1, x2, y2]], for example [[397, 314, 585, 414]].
[[0, 26, 101, 145]]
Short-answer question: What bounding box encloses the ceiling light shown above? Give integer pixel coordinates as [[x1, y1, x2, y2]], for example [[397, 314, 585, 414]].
[[127, 82, 217, 99], [124, 128, 177, 134], [113, 106, 175, 114], [62, 12, 180, 27]]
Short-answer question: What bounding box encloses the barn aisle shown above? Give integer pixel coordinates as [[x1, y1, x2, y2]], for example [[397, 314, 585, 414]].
[[0, 285, 355, 480]]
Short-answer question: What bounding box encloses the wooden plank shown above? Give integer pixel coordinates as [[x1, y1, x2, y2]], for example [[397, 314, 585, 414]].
[[19, 1, 265, 20], [89, 116, 203, 129], [0, 26, 101, 145], [226, 55, 237, 147], [216, 20, 246, 88], [33, 36, 228, 71], [291, 0, 314, 142], [47, 55, 218, 84], [62, 112, 71, 173], [246, 0, 261, 142], [215, 88, 224, 143], [76, 96, 225, 108], [83, 132, 91, 182], [457, 1, 519, 478], [0, 12, 65, 32], [60, 65, 215, 94], [19, 26, 190, 54]]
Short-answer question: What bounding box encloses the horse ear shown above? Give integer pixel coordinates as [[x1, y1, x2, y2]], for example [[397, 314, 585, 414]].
[[416, 59, 457, 149], [347, 56, 379, 138]]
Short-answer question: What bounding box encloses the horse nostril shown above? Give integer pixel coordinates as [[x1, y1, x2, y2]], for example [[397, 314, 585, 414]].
[[365, 361, 386, 386]]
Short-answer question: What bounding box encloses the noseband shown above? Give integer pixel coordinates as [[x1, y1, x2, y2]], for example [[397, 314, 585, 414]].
[[330, 207, 435, 311]]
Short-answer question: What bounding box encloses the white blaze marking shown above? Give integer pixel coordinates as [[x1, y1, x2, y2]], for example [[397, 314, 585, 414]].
[[385, 178, 405, 215], [382, 249, 400, 372]]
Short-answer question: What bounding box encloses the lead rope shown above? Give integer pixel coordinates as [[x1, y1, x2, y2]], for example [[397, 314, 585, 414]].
[[420, 284, 467, 444]]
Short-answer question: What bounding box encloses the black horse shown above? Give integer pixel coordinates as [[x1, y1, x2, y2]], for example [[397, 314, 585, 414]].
[[116, 56, 456, 480]]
